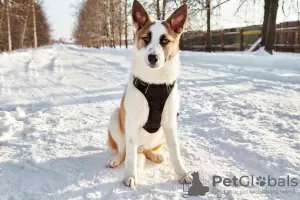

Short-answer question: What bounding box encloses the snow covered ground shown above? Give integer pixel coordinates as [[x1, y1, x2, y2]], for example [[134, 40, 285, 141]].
[[0, 45, 300, 200]]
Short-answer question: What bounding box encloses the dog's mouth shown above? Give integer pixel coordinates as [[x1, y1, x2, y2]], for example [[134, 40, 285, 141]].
[[145, 58, 160, 69], [149, 63, 159, 68]]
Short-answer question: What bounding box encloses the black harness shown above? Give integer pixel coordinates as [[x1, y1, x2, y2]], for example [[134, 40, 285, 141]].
[[133, 76, 176, 133]]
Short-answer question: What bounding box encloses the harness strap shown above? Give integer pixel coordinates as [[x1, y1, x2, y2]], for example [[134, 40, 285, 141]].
[[133, 76, 176, 133]]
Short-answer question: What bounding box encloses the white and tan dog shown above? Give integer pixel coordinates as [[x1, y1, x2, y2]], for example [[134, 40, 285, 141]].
[[107, 0, 192, 188]]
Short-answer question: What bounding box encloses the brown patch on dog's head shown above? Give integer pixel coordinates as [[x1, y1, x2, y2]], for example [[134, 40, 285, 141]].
[[160, 22, 181, 61], [161, 4, 188, 61], [132, 0, 155, 49], [135, 21, 155, 49]]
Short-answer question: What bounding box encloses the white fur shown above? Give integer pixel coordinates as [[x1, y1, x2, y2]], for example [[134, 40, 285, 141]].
[[108, 20, 192, 188]]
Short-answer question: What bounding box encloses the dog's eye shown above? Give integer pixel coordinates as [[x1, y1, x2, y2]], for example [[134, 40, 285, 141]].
[[143, 37, 150, 42], [161, 39, 169, 45]]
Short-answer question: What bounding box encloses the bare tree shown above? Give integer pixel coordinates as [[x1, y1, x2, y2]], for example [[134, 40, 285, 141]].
[[0, 0, 49, 52], [162, 0, 167, 19], [262, 0, 279, 54], [155, 0, 161, 19], [73, 0, 110, 47], [236, 0, 280, 54], [0, 2, 4, 33], [124, 0, 128, 48], [206, 0, 211, 52], [109, 0, 116, 48], [118, 0, 123, 48], [205, 0, 231, 52], [5, 0, 12, 52], [20, 2, 30, 48], [32, 0, 37, 48]]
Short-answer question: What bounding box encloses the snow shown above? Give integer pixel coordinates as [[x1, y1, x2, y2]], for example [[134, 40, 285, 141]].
[[1, 45, 300, 200]]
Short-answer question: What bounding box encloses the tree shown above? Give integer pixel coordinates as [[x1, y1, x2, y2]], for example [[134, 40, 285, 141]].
[[124, 0, 128, 48], [261, 0, 279, 54], [204, 0, 230, 52], [20, 2, 30, 48], [32, 0, 37, 48], [74, 0, 126, 48], [236, 0, 281, 54], [5, 0, 12, 52], [0, 0, 50, 52], [206, 0, 211, 52], [118, 0, 123, 48], [155, 0, 161, 19]]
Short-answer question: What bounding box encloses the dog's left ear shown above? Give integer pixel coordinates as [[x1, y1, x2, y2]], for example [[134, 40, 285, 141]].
[[166, 4, 188, 34]]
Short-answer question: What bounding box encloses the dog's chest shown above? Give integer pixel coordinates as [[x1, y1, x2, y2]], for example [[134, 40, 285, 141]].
[[124, 80, 150, 125], [124, 77, 178, 129], [124, 76, 179, 149]]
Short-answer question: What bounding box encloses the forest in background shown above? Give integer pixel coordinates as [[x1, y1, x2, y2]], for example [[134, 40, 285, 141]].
[[0, 0, 50, 52], [73, 0, 300, 54], [0, 0, 299, 54]]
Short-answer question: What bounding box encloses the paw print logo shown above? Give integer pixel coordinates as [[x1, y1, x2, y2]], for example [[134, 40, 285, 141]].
[[256, 176, 266, 186]]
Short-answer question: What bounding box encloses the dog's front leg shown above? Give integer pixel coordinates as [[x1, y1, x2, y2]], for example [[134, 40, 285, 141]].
[[123, 123, 139, 188], [163, 123, 192, 183]]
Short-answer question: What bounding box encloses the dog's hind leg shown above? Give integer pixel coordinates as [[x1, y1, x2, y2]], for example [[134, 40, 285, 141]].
[[145, 144, 164, 164], [107, 108, 126, 168]]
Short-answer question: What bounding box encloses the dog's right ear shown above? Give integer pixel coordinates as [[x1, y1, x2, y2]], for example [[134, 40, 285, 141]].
[[132, 0, 150, 31]]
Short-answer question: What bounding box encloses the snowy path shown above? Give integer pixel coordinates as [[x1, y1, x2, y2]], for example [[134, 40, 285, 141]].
[[0, 45, 300, 200]]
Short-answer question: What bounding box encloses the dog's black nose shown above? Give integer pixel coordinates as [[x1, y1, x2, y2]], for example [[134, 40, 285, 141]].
[[148, 54, 159, 66]]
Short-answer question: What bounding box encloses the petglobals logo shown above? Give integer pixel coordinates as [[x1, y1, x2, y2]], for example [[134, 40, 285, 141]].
[[212, 175, 298, 187]]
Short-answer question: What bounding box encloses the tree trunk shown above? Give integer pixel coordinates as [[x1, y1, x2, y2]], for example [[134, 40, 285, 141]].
[[261, 0, 271, 47], [124, 0, 128, 48], [20, 4, 31, 48], [5, 0, 12, 52], [119, 0, 122, 48], [110, 0, 116, 48], [0, 5, 4, 32], [105, 0, 111, 47], [162, 0, 167, 20], [240, 28, 244, 51], [155, 0, 161, 20], [206, 0, 212, 52], [298, 21, 300, 53], [264, 0, 279, 54], [32, 0, 38, 48]]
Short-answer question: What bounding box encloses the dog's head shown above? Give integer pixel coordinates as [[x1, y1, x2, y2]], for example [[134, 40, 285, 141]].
[[132, 0, 188, 70]]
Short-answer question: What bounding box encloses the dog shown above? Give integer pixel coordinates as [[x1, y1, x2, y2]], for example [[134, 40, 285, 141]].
[[107, 0, 192, 188]]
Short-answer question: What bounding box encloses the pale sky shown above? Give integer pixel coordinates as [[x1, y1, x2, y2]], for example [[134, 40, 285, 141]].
[[43, 0, 82, 40], [43, 0, 299, 40]]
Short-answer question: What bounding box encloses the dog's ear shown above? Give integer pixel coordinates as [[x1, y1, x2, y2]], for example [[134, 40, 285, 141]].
[[166, 4, 188, 34], [132, 0, 151, 31]]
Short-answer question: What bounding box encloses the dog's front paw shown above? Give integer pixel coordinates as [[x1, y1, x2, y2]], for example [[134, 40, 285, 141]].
[[123, 176, 136, 188], [178, 171, 193, 184]]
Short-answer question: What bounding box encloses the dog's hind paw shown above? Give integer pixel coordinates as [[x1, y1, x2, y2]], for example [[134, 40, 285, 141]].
[[155, 154, 164, 163], [145, 151, 164, 164], [107, 154, 125, 168]]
